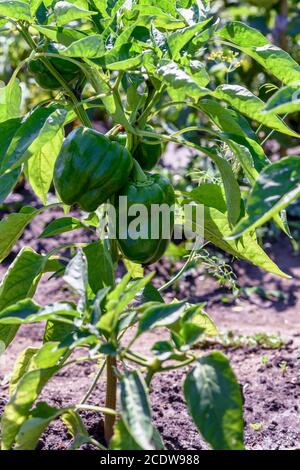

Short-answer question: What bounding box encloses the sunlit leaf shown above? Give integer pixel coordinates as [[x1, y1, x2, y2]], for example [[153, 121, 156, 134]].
[[184, 351, 244, 450], [27, 129, 63, 205], [54, 1, 97, 26], [213, 85, 299, 138], [229, 156, 300, 239], [219, 22, 300, 86]]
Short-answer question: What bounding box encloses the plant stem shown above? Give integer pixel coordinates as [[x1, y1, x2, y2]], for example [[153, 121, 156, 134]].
[[75, 404, 117, 416], [138, 86, 166, 127], [159, 248, 197, 292], [104, 356, 117, 444], [80, 360, 106, 404]]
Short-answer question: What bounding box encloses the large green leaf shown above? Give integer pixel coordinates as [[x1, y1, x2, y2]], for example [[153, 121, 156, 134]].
[[184, 351, 244, 450], [9, 347, 39, 395], [138, 302, 186, 334], [167, 18, 213, 60], [182, 184, 227, 213], [0, 299, 79, 325], [229, 156, 300, 239], [54, 1, 97, 26], [0, 108, 66, 174], [218, 22, 300, 86], [1, 342, 67, 450], [264, 86, 300, 115], [32, 25, 86, 46], [198, 99, 269, 180], [39, 216, 84, 238], [0, 299, 40, 324], [60, 34, 105, 58], [0, 80, 22, 123], [187, 206, 289, 278], [0, 207, 38, 262], [27, 129, 63, 205], [156, 59, 210, 101], [208, 150, 241, 226], [15, 403, 65, 450], [119, 371, 161, 450], [83, 240, 114, 295], [0, 0, 31, 20], [0, 118, 22, 204], [213, 85, 299, 138], [0, 248, 46, 348]]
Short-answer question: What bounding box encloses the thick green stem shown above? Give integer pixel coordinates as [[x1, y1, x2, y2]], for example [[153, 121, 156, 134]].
[[104, 356, 117, 444]]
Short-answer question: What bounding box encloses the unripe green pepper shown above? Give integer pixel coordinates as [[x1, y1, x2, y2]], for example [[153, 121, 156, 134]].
[[28, 43, 82, 90], [133, 125, 162, 171], [116, 161, 175, 265], [54, 127, 133, 212]]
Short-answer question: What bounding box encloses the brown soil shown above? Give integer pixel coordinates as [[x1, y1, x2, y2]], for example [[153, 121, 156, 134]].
[[0, 186, 300, 450]]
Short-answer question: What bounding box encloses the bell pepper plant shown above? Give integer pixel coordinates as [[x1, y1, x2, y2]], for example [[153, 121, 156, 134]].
[[0, 0, 299, 452]]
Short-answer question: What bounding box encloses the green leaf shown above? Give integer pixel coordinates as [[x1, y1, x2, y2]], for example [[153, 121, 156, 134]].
[[0, 0, 31, 20], [39, 216, 84, 238], [208, 150, 241, 226], [83, 240, 115, 294], [184, 351, 244, 450], [0, 118, 22, 204], [1, 342, 67, 450], [198, 99, 270, 181], [0, 80, 22, 123], [1, 108, 67, 174], [138, 301, 186, 334], [264, 86, 300, 115], [32, 25, 87, 46], [213, 85, 299, 138], [120, 371, 159, 450], [199, 99, 259, 141], [0, 248, 46, 348], [167, 18, 213, 60], [142, 283, 164, 304], [60, 34, 105, 58], [15, 403, 65, 450], [54, 1, 97, 26], [29, 0, 43, 16], [61, 410, 91, 449], [183, 184, 227, 213], [0, 299, 40, 324], [0, 169, 20, 205], [27, 129, 63, 205], [156, 59, 211, 101], [182, 305, 218, 337], [229, 156, 300, 239], [218, 22, 300, 86], [110, 419, 142, 450], [188, 207, 290, 278], [0, 207, 38, 262], [0, 299, 79, 325], [63, 250, 88, 301], [98, 274, 153, 336], [0, 249, 45, 308], [9, 347, 39, 396]]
